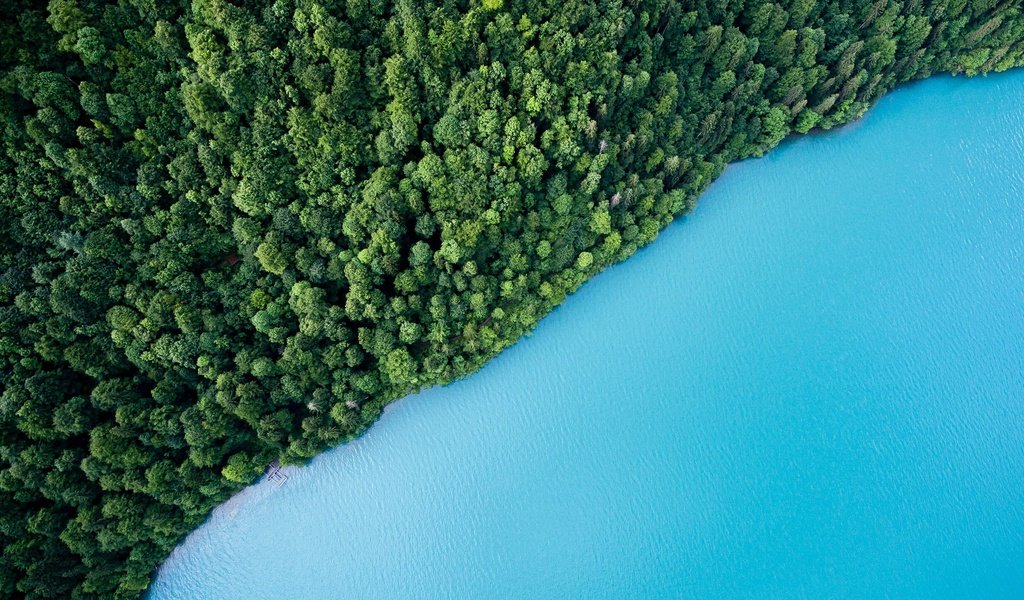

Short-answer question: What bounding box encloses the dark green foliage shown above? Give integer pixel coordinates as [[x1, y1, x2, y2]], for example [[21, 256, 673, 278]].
[[1, 0, 1023, 597]]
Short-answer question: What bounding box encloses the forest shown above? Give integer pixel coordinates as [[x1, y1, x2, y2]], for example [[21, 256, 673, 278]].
[[1, 0, 1022, 597]]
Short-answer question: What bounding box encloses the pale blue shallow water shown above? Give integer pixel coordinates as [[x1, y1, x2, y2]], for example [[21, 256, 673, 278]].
[[149, 71, 1024, 599]]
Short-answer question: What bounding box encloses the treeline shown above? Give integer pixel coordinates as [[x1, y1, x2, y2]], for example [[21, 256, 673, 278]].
[[1, 0, 1022, 597]]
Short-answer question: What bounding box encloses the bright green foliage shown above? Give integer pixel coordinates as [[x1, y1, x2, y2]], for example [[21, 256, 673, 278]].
[[2, 0, 1023, 597]]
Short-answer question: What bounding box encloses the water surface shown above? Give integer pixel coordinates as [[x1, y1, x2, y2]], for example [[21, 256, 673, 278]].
[[150, 72, 1024, 599]]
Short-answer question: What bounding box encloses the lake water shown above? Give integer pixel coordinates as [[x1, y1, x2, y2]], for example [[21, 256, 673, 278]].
[[148, 72, 1024, 599]]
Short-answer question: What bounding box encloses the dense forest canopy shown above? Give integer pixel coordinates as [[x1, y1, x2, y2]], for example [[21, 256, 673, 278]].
[[1, 0, 1022, 597]]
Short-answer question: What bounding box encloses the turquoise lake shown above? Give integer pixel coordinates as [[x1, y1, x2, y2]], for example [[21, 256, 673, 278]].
[[149, 71, 1024, 599]]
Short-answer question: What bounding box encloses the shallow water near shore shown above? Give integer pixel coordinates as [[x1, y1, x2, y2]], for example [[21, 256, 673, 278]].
[[149, 71, 1024, 599]]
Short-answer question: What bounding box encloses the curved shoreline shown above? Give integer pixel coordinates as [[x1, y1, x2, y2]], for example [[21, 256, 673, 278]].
[[151, 69, 1024, 593]]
